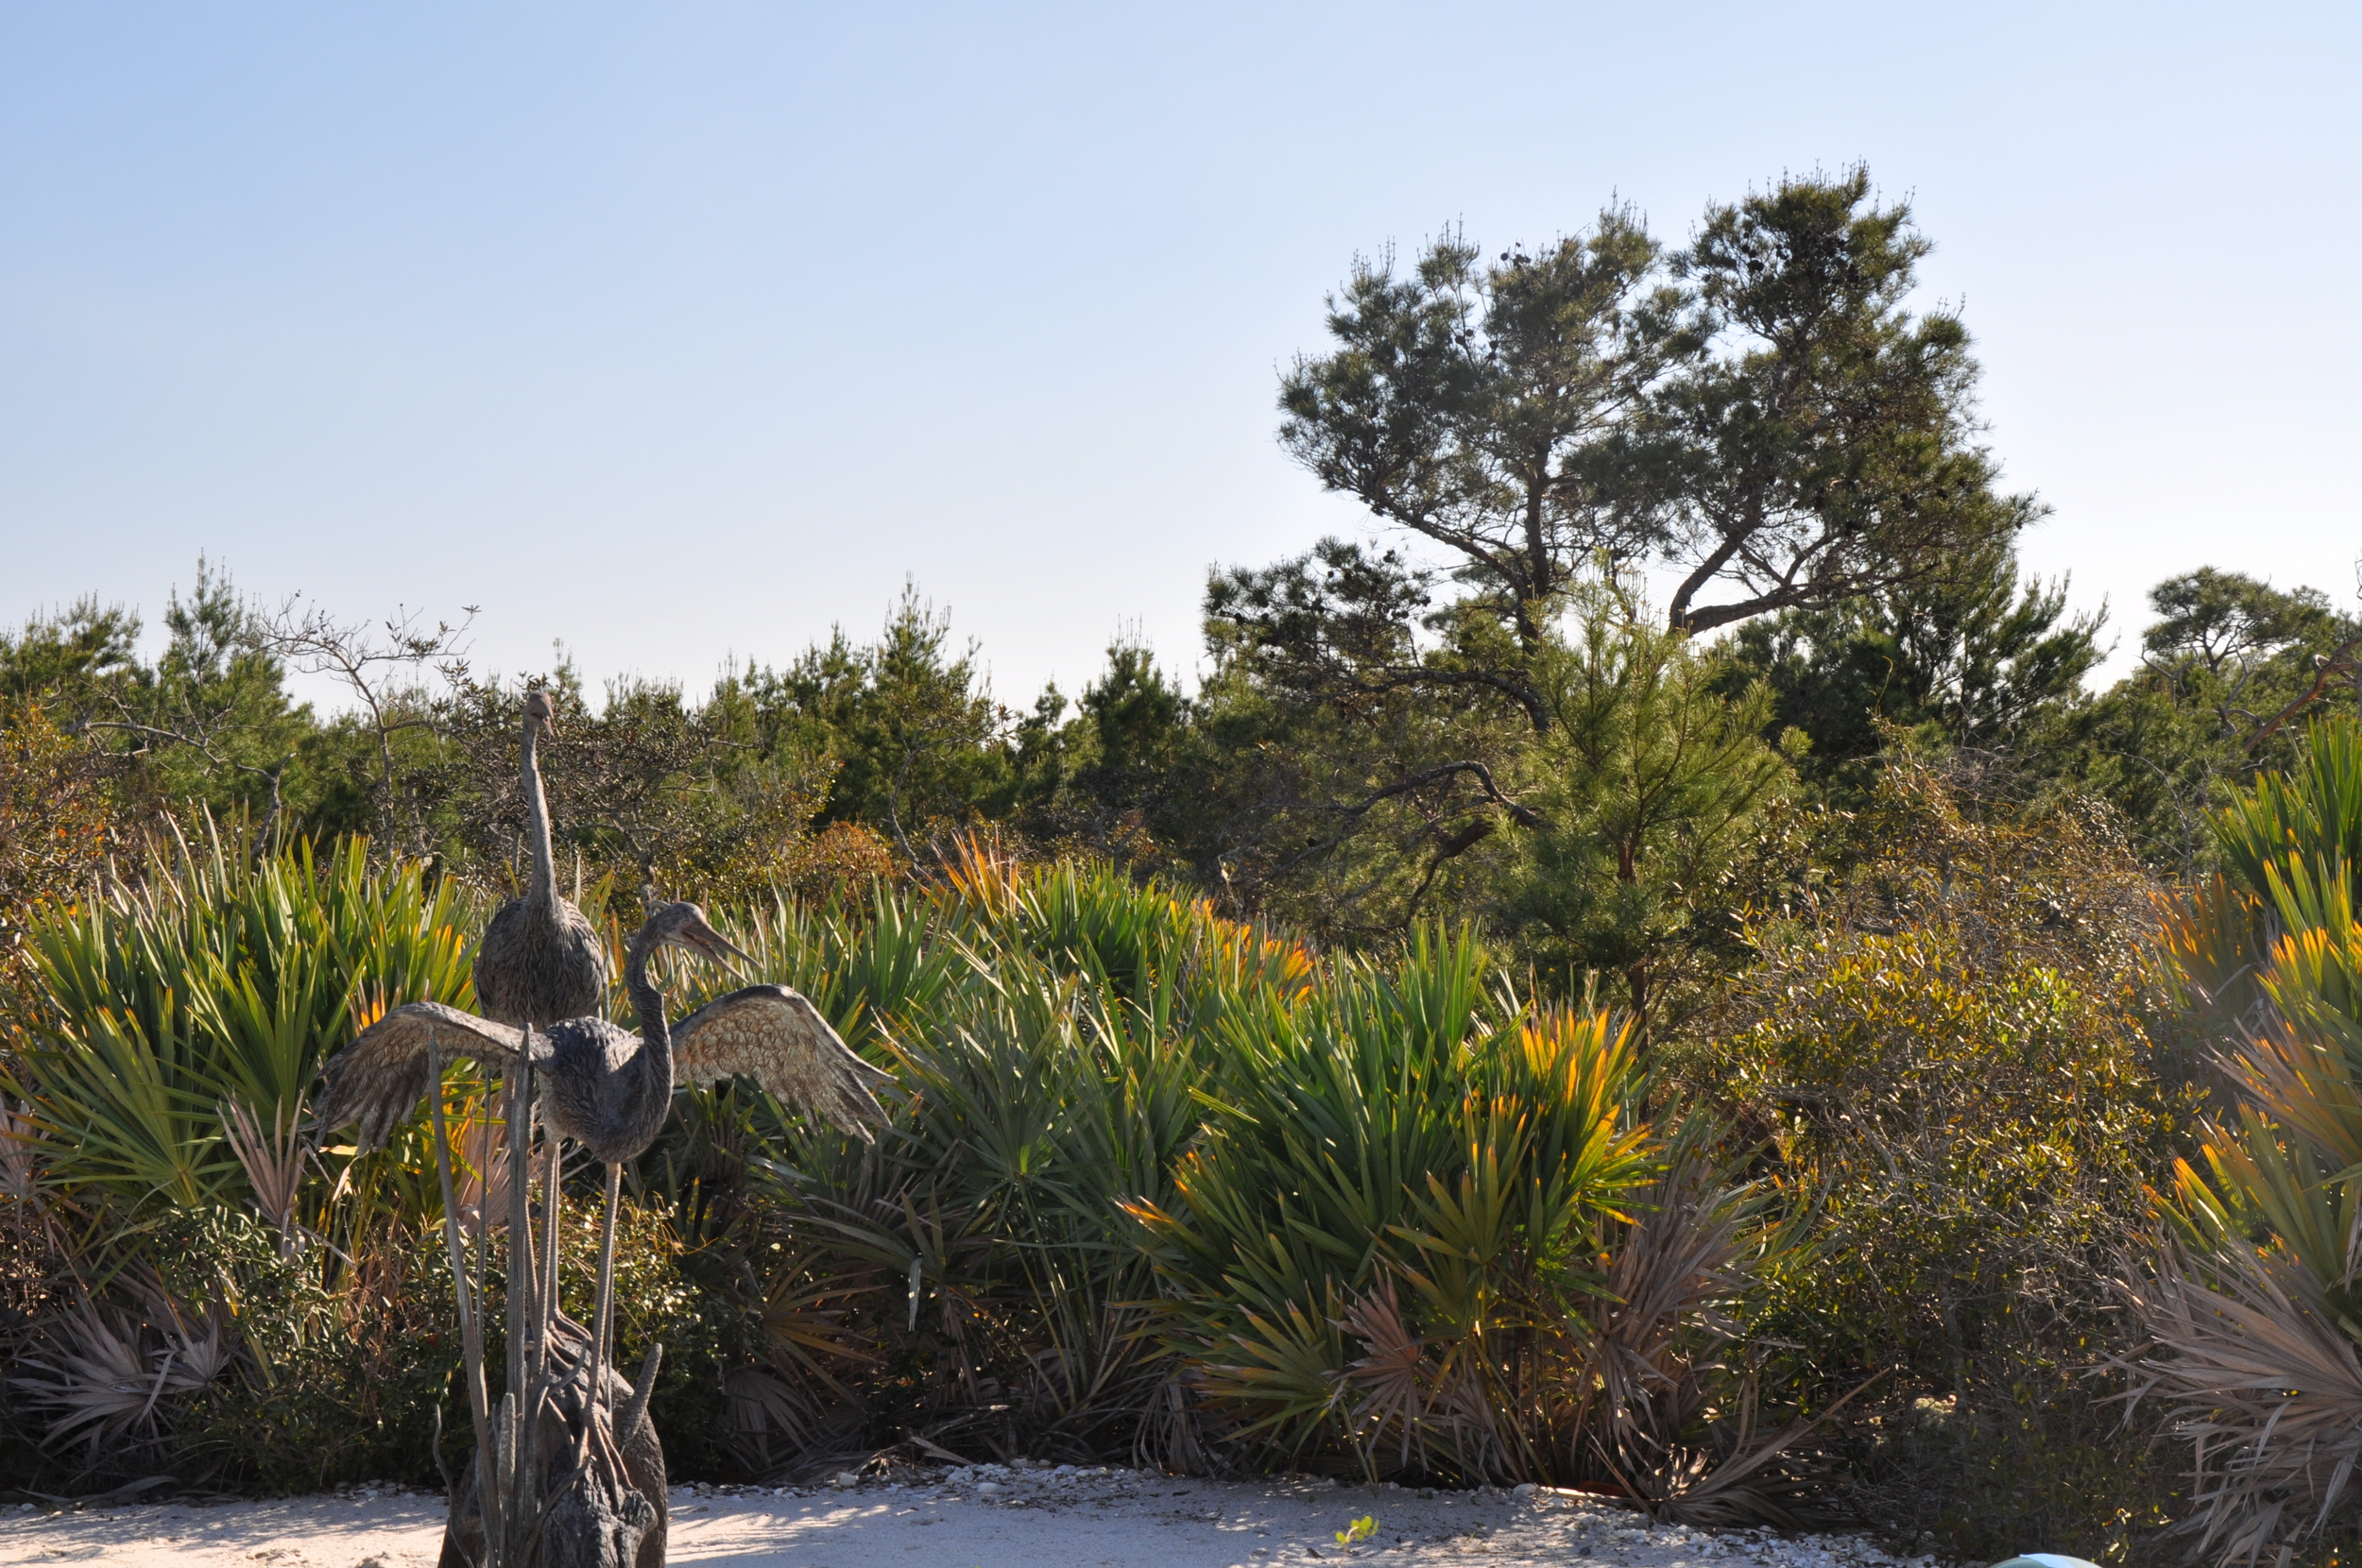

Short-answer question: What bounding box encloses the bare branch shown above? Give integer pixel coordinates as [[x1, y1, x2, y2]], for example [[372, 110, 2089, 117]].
[[2242, 635, 2362, 755], [254, 595, 476, 855], [1265, 759, 1541, 884]]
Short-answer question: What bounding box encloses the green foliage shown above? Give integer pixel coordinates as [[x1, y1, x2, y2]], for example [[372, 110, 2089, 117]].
[[1737, 927, 2176, 1389], [724, 586, 1016, 856], [1007, 641, 1197, 866], [1496, 582, 1798, 1025], [0, 595, 143, 709], [1709, 758, 2194, 1560], [0, 562, 317, 832], [2, 1198, 727, 1495], [1660, 168, 2042, 636], [3, 1205, 458, 1491], [1277, 207, 1691, 642], [625, 852, 1297, 1466], [1188, 560, 1801, 985], [1717, 544, 2104, 804], [143, 1207, 454, 1492], [1275, 167, 2038, 647], [439, 666, 893, 915], [1190, 538, 1532, 935], [2212, 717, 2362, 902], [2131, 719, 2362, 1562], [1841, 1393, 2177, 1567], [1127, 932, 1685, 1483], [0, 699, 113, 980], [4, 826, 478, 1224], [2045, 571, 2362, 874]]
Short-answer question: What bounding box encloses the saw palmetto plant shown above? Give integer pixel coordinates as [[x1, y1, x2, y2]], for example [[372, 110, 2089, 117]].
[[648, 848, 1281, 1469], [1122, 927, 1805, 1508], [0, 824, 495, 1487], [2136, 720, 2362, 1564], [2, 821, 480, 1239], [2, 824, 1820, 1504]]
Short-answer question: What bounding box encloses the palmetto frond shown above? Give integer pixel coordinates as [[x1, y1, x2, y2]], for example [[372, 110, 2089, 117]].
[[219, 1096, 312, 1240], [2131, 722, 2362, 1563], [10, 1284, 232, 1460], [2126, 1236, 2362, 1565], [3, 824, 478, 1229]]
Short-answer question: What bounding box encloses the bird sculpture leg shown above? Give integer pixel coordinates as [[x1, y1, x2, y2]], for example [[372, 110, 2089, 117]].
[[587, 1162, 624, 1421], [536, 1137, 562, 1389]]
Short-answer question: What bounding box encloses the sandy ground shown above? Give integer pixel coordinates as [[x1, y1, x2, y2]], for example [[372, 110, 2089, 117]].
[[0, 1465, 1936, 1568]]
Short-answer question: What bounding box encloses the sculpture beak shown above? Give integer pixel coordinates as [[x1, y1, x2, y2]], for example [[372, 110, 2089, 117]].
[[690, 920, 752, 975]]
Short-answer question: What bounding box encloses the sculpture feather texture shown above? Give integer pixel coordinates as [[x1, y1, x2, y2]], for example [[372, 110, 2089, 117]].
[[319, 913, 894, 1164]]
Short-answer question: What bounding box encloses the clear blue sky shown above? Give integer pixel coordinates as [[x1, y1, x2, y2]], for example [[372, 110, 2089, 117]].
[[4, 3, 2355, 711]]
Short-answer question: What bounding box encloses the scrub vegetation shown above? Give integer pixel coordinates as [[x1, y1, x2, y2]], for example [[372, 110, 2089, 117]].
[[6, 168, 2362, 1566]]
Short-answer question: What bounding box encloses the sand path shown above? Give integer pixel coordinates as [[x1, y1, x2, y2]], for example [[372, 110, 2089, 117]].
[[0, 1468, 1930, 1568]]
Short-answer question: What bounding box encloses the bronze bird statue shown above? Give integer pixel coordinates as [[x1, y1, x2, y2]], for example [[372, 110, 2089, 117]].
[[319, 901, 895, 1423], [322, 902, 891, 1165], [473, 690, 609, 1031]]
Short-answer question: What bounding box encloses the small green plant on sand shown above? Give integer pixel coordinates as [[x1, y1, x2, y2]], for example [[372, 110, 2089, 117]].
[[1336, 1516, 1378, 1548]]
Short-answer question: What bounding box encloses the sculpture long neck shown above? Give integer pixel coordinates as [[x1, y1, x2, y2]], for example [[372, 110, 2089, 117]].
[[522, 718, 559, 919], [625, 939, 673, 1088]]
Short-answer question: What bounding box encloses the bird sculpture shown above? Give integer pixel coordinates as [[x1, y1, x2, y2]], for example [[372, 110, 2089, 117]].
[[473, 690, 609, 1031], [324, 901, 891, 1165], [319, 901, 895, 1415], [464, 688, 619, 1555]]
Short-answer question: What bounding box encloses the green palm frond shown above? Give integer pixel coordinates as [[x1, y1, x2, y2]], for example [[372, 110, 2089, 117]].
[[3, 825, 479, 1234]]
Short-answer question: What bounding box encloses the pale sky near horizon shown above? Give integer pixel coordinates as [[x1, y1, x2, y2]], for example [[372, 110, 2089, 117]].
[[4, 4, 2356, 715]]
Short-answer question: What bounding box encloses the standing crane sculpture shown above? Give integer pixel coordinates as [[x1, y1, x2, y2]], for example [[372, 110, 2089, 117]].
[[320, 900, 895, 1410], [474, 690, 609, 1031], [460, 688, 638, 1560]]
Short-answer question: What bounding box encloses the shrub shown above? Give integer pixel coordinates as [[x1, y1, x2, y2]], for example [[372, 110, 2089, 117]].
[[1124, 929, 1811, 1515], [640, 852, 1279, 1470], [1712, 758, 2195, 1561]]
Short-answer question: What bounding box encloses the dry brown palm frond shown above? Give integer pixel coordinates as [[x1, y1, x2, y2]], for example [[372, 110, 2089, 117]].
[[9, 1294, 169, 1457], [2122, 1236, 2362, 1565], [452, 1103, 522, 1237], [127, 1270, 237, 1394], [1578, 1150, 1844, 1528], [1134, 1371, 1217, 1475], [1607, 1363, 1880, 1531], [9, 1282, 231, 1461], [1581, 1150, 1752, 1437], [219, 1097, 311, 1242], [1335, 1279, 1512, 1480], [1334, 1280, 1432, 1471], [0, 1100, 43, 1205]]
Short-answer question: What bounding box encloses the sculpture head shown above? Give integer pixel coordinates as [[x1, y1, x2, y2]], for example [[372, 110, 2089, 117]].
[[524, 690, 558, 736], [638, 900, 749, 972]]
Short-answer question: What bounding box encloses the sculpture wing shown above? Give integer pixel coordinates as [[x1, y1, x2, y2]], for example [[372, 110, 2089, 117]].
[[670, 985, 894, 1141], [317, 1001, 528, 1153]]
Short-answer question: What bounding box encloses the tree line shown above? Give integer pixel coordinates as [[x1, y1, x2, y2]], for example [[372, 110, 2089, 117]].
[[4, 167, 2356, 1029]]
